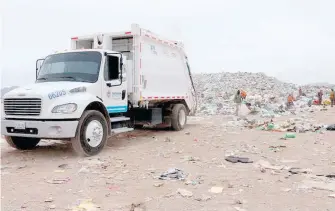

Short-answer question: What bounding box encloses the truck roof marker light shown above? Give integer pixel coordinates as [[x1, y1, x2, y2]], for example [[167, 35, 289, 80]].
[[125, 31, 131, 35], [71, 37, 78, 40]]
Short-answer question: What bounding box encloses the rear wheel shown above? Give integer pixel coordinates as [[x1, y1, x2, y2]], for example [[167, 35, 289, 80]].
[[5, 136, 40, 150], [71, 110, 108, 156], [171, 104, 187, 131]]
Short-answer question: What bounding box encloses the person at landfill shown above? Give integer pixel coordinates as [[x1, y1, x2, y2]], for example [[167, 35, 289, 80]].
[[330, 89, 335, 107], [308, 98, 312, 107], [240, 89, 247, 100], [234, 90, 242, 116], [287, 94, 294, 108], [317, 90, 323, 105], [299, 87, 302, 97]]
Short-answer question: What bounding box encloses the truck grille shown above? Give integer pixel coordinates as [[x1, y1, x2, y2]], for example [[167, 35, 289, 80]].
[[4, 98, 42, 116]]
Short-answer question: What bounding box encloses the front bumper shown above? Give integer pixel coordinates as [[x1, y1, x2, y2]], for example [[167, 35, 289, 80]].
[[1, 119, 79, 139]]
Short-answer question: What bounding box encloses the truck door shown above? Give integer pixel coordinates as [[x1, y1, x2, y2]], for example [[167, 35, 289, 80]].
[[102, 54, 128, 114]]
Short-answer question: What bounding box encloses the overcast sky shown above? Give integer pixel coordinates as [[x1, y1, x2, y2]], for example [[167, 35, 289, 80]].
[[1, 0, 335, 87]]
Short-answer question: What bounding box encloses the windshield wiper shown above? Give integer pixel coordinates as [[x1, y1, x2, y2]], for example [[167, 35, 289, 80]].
[[37, 77, 48, 81], [58, 76, 77, 81], [58, 76, 92, 83]]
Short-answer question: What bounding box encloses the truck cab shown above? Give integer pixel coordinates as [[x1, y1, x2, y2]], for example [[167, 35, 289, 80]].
[[1, 24, 197, 156]]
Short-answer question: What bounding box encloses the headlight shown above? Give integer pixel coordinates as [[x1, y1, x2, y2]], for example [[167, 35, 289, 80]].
[[69, 86, 86, 93], [52, 103, 77, 114]]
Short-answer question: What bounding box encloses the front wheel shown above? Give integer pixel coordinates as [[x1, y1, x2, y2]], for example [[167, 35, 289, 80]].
[[71, 110, 108, 156], [5, 136, 40, 150], [171, 104, 187, 131]]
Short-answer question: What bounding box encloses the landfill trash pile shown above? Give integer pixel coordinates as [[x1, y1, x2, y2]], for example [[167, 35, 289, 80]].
[[249, 117, 328, 133], [193, 72, 334, 116]]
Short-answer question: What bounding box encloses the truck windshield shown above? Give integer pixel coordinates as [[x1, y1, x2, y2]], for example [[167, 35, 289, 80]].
[[36, 51, 102, 83]]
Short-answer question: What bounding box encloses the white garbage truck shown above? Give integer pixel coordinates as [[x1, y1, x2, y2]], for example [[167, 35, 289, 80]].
[[1, 24, 197, 156]]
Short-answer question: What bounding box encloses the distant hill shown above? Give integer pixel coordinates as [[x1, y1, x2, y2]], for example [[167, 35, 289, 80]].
[[1, 86, 19, 98]]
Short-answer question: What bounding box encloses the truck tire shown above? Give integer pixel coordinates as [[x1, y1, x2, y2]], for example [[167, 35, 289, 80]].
[[5, 136, 40, 150], [71, 110, 108, 156], [171, 104, 187, 131]]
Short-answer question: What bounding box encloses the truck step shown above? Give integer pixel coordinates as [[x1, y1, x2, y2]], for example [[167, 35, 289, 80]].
[[110, 116, 130, 123], [111, 127, 134, 134]]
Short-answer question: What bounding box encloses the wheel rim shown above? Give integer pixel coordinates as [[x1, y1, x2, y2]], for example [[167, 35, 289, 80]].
[[178, 109, 186, 126], [85, 120, 104, 147]]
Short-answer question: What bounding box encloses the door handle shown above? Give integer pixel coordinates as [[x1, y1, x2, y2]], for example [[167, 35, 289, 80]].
[[106, 83, 111, 87], [122, 90, 126, 100]]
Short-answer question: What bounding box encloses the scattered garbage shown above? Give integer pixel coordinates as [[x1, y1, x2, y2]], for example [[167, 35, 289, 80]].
[[49, 204, 56, 209], [17, 164, 27, 169], [182, 156, 201, 162], [72, 199, 98, 211], [234, 207, 247, 211], [225, 156, 253, 163], [194, 194, 212, 201], [78, 167, 90, 174], [301, 180, 335, 192], [54, 169, 65, 173], [284, 133, 296, 139], [159, 168, 187, 181], [326, 124, 335, 131], [153, 182, 164, 187], [269, 145, 286, 152], [316, 174, 335, 178], [254, 160, 285, 171], [58, 164, 69, 169], [44, 197, 54, 203], [130, 202, 146, 211], [108, 185, 120, 191], [177, 188, 193, 197], [288, 167, 312, 174], [209, 186, 223, 193], [46, 178, 70, 184]]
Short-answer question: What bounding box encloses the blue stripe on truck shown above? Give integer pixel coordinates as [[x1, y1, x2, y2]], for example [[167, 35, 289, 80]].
[[106, 105, 128, 113]]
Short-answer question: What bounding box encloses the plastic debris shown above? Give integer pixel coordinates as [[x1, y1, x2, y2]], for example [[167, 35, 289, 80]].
[[159, 168, 187, 180], [254, 160, 285, 171], [46, 178, 70, 184], [130, 202, 146, 211], [326, 124, 335, 131], [195, 194, 212, 201], [72, 199, 98, 211], [288, 167, 312, 174], [44, 197, 54, 203], [177, 188, 193, 197], [269, 145, 286, 152], [284, 133, 296, 139], [209, 186, 223, 193], [153, 182, 164, 187], [225, 156, 253, 163], [301, 180, 335, 192], [49, 205, 56, 209]]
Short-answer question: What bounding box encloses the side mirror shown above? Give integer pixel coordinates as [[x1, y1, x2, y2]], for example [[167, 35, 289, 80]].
[[36, 59, 45, 79]]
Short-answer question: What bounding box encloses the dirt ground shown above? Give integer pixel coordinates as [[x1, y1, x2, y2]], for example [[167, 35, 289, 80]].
[[1, 108, 335, 211]]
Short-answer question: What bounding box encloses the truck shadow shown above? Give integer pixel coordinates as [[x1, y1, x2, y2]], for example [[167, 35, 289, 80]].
[[1, 140, 76, 159], [1, 124, 197, 158], [107, 123, 197, 148]]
